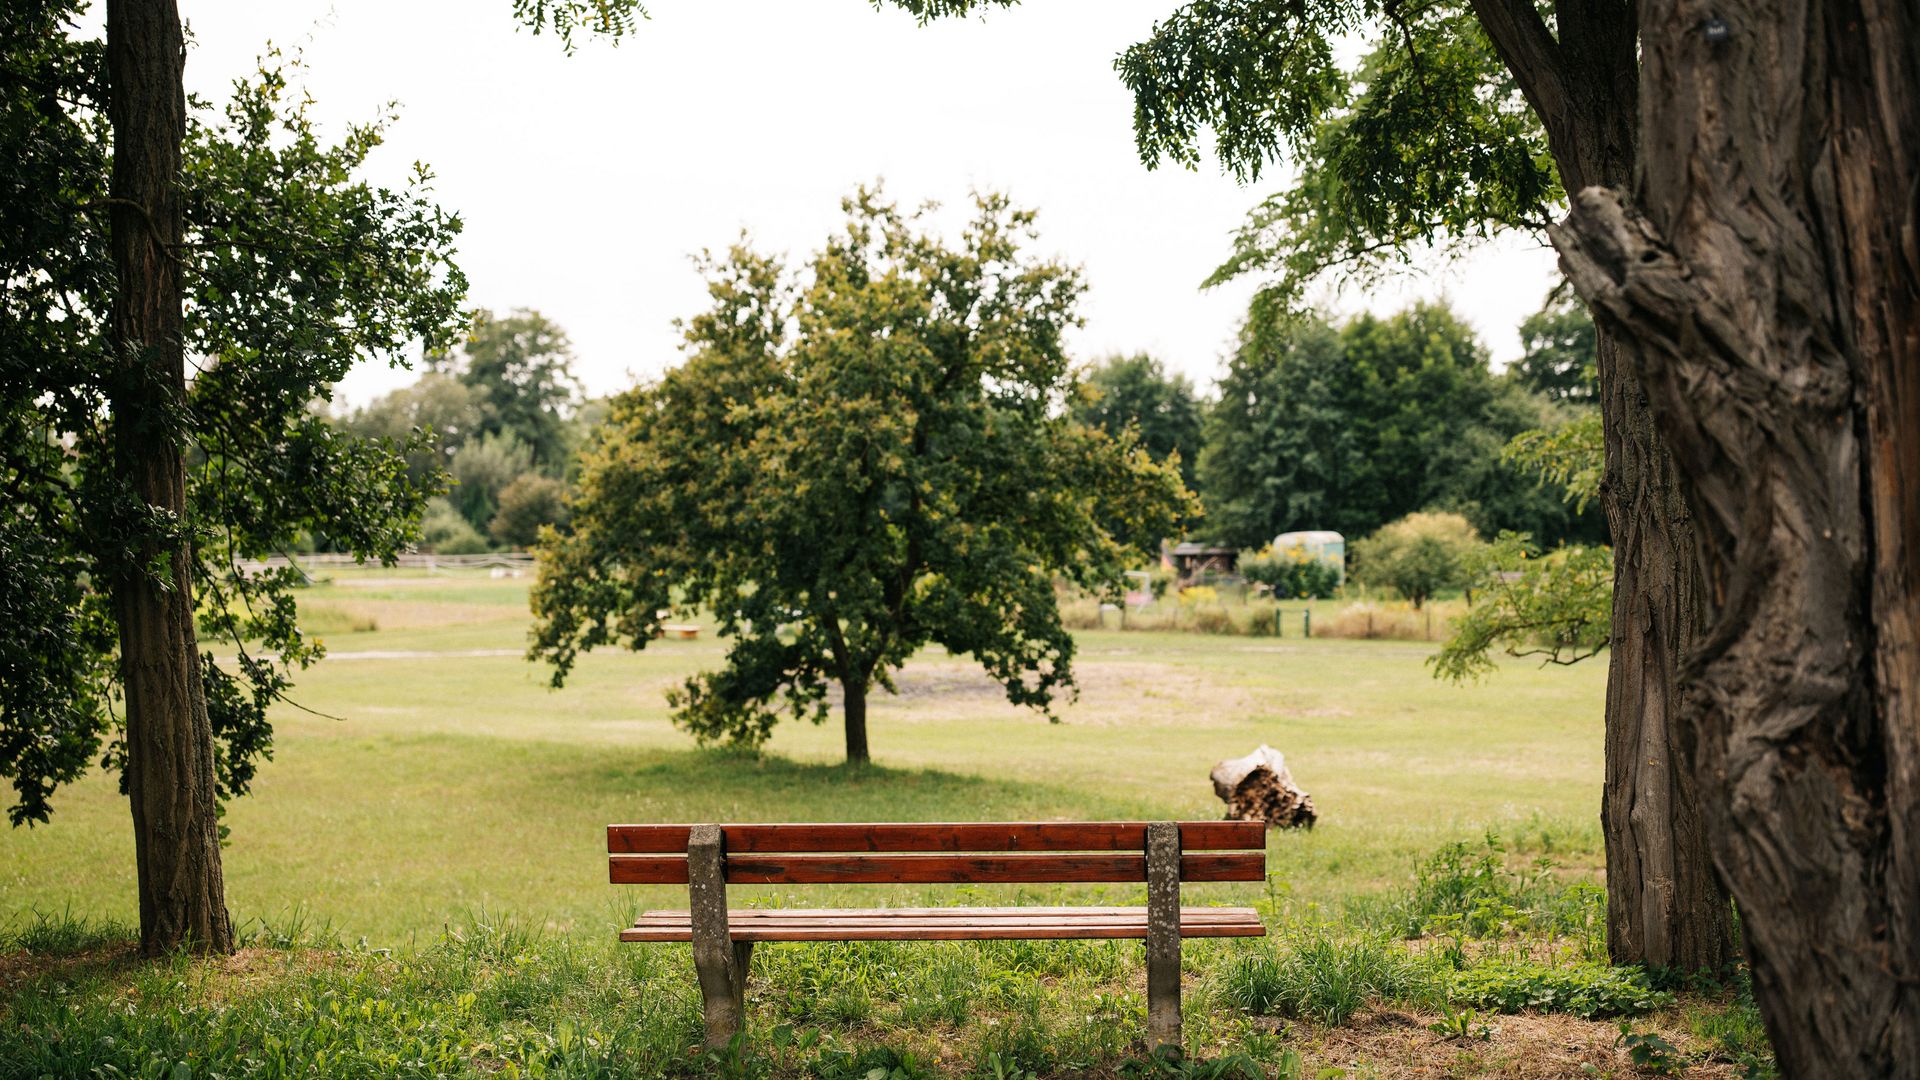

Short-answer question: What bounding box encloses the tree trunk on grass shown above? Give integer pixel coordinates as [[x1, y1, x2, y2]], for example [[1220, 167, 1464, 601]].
[[843, 677, 870, 765], [106, 0, 234, 956], [1469, 0, 1733, 972], [1552, 0, 1920, 1066]]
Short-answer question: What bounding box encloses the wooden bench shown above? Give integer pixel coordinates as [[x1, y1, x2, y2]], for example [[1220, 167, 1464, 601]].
[[607, 821, 1268, 1051]]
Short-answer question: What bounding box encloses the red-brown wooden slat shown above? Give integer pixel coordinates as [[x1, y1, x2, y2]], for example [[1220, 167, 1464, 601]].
[[607, 821, 1266, 854], [624, 920, 1265, 935], [635, 906, 1259, 920], [1179, 852, 1266, 882], [618, 910, 1268, 942], [618, 922, 1274, 937], [607, 850, 1263, 885], [722, 853, 1144, 884], [629, 914, 1259, 930], [609, 855, 689, 884]]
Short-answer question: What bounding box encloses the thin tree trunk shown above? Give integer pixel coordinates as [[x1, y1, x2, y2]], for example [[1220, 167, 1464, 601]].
[[843, 678, 870, 765], [1468, 0, 1732, 972], [1595, 327, 1731, 971], [1552, 0, 1920, 1065], [106, 0, 233, 956]]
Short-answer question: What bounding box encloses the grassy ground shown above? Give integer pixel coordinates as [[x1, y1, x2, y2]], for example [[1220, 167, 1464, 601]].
[[0, 568, 1771, 1077]]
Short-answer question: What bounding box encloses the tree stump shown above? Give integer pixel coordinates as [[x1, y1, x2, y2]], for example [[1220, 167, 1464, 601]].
[[1210, 745, 1316, 829]]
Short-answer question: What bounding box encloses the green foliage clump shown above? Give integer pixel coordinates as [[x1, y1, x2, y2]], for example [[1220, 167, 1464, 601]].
[[433, 308, 583, 471], [1215, 929, 1432, 1025], [1430, 533, 1612, 682], [1433, 408, 1611, 684], [337, 372, 485, 489], [449, 433, 535, 535], [1070, 353, 1205, 491], [1502, 410, 1604, 513], [530, 190, 1191, 760], [1351, 512, 1483, 609], [1511, 295, 1598, 406], [488, 473, 570, 548], [1238, 545, 1340, 599], [1449, 961, 1672, 1019], [420, 497, 490, 555]]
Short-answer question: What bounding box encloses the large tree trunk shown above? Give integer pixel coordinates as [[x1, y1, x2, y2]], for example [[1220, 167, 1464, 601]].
[[1551, 0, 1920, 1067], [1469, 0, 1732, 971], [1595, 327, 1732, 970], [106, 0, 234, 956], [843, 678, 870, 765]]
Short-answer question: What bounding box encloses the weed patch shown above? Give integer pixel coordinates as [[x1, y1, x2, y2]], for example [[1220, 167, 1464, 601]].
[[1449, 960, 1672, 1019]]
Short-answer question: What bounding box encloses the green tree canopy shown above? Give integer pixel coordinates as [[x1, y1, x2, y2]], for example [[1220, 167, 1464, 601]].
[[432, 308, 581, 471], [0, 26, 465, 825], [488, 473, 569, 548], [529, 191, 1191, 763], [337, 372, 485, 489], [1197, 301, 1591, 548], [1119, 3, 1556, 318], [1068, 353, 1205, 490], [1511, 294, 1598, 405]]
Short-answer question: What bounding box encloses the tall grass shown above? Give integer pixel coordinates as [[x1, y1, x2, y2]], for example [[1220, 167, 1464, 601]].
[[1056, 592, 1466, 641]]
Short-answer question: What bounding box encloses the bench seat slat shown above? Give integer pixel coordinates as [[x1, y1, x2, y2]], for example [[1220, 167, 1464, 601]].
[[635, 906, 1257, 920], [608, 821, 1266, 854], [608, 851, 1264, 884], [619, 906, 1267, 942]]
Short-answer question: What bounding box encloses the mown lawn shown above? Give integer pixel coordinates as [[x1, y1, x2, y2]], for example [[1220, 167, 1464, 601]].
[[0, 569, 1772, 1077]]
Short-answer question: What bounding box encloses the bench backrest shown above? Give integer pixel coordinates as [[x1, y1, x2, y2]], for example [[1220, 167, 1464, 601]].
[[607, 821, 1266, 885]]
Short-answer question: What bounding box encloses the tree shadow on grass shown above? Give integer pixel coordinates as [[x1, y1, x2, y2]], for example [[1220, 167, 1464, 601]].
[[567, 745, 1164, 825]]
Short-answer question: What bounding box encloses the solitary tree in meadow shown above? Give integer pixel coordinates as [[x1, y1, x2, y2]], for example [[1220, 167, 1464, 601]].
[[529, 191, 1192, 765]]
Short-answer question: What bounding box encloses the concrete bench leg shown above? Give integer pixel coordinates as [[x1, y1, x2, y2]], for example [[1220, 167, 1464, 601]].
[[689, 824, 750, 1049], [1145, 821, 1182, 1055]]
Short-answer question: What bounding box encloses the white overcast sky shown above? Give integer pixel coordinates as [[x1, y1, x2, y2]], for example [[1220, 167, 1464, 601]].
[[168, 0, 1563, 406]]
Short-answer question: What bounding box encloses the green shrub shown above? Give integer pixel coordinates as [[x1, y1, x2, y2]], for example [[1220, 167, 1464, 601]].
[[421, 496, 490, 554], [1350, 512, 1483, 608], [489, 473, 570, 548], [1238, 546, 1341, 599], [1449, 960, 1671, 1018], [1393, 833, 1600, 945]]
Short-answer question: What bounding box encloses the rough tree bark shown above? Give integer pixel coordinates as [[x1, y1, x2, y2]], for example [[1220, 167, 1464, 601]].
[[105, 0, 234, 955], [1551, 0, 1920, 1068], [1468, 0, 1732, 971]]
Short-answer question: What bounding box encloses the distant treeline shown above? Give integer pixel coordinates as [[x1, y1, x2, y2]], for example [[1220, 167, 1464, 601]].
[[1071, 296, 1602, 551], [335, 294, 1599, 558]]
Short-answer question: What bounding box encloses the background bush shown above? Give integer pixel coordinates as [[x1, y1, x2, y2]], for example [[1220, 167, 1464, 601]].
[[1351, 512, 1485, 608], [1238, 545, 1341, 599]]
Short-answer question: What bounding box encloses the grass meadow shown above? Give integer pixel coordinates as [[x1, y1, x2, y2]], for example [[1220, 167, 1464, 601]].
[[0, 568, 1771, 1078]]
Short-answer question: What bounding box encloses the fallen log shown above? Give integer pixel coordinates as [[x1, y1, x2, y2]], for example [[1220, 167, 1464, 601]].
[[1210, 745, 1316, 829]]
